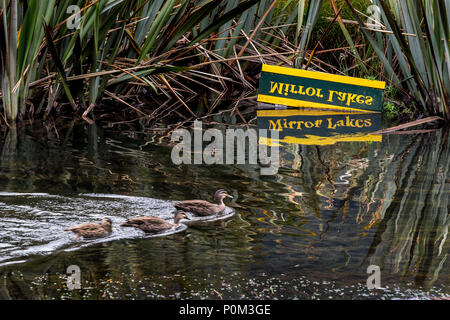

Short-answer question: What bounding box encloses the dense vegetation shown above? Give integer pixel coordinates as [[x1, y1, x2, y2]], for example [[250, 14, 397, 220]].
[[0, 0, 449, 125]]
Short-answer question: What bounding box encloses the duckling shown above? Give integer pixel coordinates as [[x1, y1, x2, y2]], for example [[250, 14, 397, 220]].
[[64, 218, 112, 239], [174, 189, 233, 217], [121, 210, 189, 234]]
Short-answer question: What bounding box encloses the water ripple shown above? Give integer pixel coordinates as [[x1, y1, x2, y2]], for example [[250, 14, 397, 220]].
[[0, 192, 214, 266]]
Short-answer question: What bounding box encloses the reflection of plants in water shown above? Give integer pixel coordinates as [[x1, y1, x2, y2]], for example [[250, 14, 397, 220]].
[[0, 123, 146, 194], [360, 130, 449, 289], [1, 121, 448, 296], [276, 130, 449, 289]]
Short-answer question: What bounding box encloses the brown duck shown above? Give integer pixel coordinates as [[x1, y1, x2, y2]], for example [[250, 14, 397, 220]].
[[64, 218, 112, 239], [174, 189, 233, 217], [121, 210, 188, 234]]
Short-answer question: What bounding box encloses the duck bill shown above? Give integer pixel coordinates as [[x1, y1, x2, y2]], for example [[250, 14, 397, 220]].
[[226, 194, 233, 199]]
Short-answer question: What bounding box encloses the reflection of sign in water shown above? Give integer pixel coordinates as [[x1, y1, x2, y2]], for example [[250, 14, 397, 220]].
[[257, 64, 385, 112], [257, 110, 381, 145]]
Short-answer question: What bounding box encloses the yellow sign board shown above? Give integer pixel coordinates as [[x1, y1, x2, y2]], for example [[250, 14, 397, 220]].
[[257, 65, 386, 112]]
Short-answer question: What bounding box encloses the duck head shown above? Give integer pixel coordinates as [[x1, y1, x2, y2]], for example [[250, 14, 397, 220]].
[[214, 189, 233, 205], [101, 218, 113, 231], [174, 210, 189, 224]]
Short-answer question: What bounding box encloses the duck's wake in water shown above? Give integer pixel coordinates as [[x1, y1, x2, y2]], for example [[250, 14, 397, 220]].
[[0, 192, 233, 266]]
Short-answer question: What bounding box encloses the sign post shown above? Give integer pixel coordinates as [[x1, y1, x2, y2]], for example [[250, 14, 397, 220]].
[[257, 64, 386, 112]]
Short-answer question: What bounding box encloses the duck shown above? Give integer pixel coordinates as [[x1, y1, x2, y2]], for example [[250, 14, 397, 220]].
[[64, 218, 112, 239], [174, 189, 233, 217], [121, 210, 189, 234]]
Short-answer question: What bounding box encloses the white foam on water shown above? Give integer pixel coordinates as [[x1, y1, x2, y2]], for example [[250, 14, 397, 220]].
[[0, 260, 28, 267], [63, 224, 189, 253], [183, 207, 236, 225], [0, 192, 60, 198], [0, 192, 208, 265]]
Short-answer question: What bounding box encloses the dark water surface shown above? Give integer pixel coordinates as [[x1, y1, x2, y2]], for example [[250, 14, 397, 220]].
[[0, 118, 448, 300]]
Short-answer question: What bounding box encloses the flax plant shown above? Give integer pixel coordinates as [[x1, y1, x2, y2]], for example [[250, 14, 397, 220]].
[[0, 0, 331, 123], [1, 0, 265, 122], [0, 0, 57, 123], [345, 0, 450, 120]]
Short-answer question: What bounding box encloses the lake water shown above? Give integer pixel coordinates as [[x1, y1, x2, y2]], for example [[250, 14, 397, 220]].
[[0, 116, 448, 300]]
